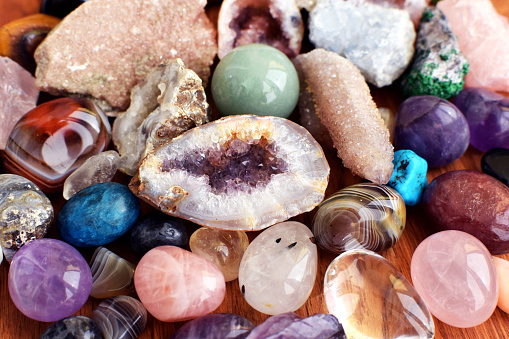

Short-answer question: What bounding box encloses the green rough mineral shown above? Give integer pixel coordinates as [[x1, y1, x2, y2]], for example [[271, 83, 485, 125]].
[[400, 7, 469, 99]]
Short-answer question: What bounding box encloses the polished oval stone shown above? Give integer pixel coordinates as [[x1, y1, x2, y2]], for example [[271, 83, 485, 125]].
[[40, 315, 103, 339], [411, 230, 498, 328], [130, 211, 188, 257], [387, 149, 428, 206], [91, 296, 147, 339], [212, 44, 299, 119], [312, 183, 406, 255], [57, 182, 140, 247], [454, 88, 509, 152], [3, 97, 111, 192], [134, 246, 226, 322], [238, 221, 317, 315], [8, 238, 92, 322], [493, 256, 509, 315], [481, 147, 509, 187], [324, 249, 434, 338], [0, 174, 53, 262], [171, 313, 254, 339], [394, 95, 469, 168], [190, 227, 249, 282], [422, 170, 509, 254]]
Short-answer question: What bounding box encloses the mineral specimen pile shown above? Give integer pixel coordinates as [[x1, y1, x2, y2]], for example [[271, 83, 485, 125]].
[[130, 115, 330, 230], [401, 6, 469, 99], [309, 0, 416, 87], [34, 0, 217, 111], [113, 60, 209, 176], [293, 49, 394, 184]]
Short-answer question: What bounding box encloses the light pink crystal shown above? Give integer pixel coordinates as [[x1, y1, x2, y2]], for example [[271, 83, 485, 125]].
[[0, 56, 38, 150], [437, 0, 509, 93]]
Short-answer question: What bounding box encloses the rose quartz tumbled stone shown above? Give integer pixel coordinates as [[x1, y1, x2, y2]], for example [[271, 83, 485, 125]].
[[134, 246, 226, 322], [411, 230, 498, 328]]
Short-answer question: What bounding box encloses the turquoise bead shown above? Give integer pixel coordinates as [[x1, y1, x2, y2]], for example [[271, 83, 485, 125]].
[[388, 150, 428, 206], [211, 44, 299, 118]]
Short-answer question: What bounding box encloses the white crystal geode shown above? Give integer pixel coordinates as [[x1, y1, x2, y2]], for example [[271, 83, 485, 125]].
[[130, 115, 330, 231]]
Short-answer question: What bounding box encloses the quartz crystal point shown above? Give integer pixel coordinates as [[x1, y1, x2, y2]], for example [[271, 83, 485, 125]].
[[34, 0, 217, 112], [238, 221, 317, 315], [437, 0, 509, 93], [0, 56, 38, 150], [309, 0, 416, 87], [401, 6, 469, 99], [63, 150, 119, 200], [346, 0, 430, 27], [324, 249, 435, 338], [130, 115, 330, 231], [217, 0, 303, 59], [293, 49, 393, 184], [112, 60, 209, 176]]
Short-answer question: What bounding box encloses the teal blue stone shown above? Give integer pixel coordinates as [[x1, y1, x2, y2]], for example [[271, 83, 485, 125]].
[[57, 182, 140, 247], [211, 44, 299, 118], [388, 150, 428, 206]]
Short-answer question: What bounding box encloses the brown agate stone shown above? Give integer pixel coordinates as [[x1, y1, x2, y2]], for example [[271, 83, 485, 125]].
[[293, 49, 394, 184], [217, 0, 303, 59], [34, 0, 217, 111]]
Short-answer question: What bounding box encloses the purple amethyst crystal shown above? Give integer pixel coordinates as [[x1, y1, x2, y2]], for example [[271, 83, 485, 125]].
[[246, 312, 346, 339], [454, 88, 509, 152], [171, 313, 254, 339], [394, 95, 470, 168]]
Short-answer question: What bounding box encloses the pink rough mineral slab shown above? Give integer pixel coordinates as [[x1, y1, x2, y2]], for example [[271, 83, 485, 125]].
[[411, 230, 499, 328], [0, 56, 38, 150], [437, 0, 509, 93], [293, 49, 394, 184], [34, 0, 217, 111], [134, 246, 226, 322]]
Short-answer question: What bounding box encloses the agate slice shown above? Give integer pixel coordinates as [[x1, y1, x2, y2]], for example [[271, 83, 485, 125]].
[[130, 115, 329, 230], [171, 313, 254, 339], [217, 0, 303, 59], [92, 296, 147, 339], [112, 60, 209, 176], [312, 183, 406, 255], [324, 249, 435, 338], [293, 49, 393, 184], [89, 247, 136, 299]]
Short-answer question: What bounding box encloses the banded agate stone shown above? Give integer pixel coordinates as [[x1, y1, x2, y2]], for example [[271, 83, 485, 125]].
[[92, 296, 147, 339], [238, 221, 317, 315], [312, 183, 406, 254], [324, 249, 434, 338], [411, 231, 498, 328], [134, 246, 226, 322], [130, 115, 329, 231], [3, 97, 111, 192], [171, 313, 254, 339]]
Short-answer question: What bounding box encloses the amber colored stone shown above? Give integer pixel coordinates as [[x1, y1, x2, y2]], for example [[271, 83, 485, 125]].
[[0, 14, 60, 74], [422, 170, 509, 255], [3, 98, 111, 193]]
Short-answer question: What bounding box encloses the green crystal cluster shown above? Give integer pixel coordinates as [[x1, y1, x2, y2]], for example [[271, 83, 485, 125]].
[[401, 7, 469, 99]]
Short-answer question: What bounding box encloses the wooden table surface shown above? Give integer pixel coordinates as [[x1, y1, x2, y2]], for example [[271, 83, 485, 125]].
[[2, 0, 509, 338]]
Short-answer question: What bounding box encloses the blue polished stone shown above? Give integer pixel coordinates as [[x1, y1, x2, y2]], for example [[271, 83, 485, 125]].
[[130, 211, 189, 257], [57, 182, 140, 247], [388, 150, 428, 206]]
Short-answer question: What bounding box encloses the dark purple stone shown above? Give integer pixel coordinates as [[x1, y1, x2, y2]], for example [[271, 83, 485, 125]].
[[246, 312, 346, 339], [454, 88, 509, 152], [40, 0, 88, 19], [394, 95, 470, 168], [481, 148, 509, 187], [170, 313, 254, 339]]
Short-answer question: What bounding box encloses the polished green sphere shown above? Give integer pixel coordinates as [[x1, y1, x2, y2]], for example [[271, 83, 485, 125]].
[[211, 44, 300, 118]]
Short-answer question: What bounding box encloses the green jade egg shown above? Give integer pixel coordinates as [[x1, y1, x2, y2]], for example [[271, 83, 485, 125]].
[[212, 44, 299, 118]]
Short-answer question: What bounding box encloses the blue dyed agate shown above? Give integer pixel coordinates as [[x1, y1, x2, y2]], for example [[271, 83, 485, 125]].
[[57, 182, 140, 247], [388, 150, 428, 206]]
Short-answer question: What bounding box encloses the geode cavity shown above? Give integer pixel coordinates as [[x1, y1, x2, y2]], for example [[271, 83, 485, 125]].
[[130, 115, 330, 231]]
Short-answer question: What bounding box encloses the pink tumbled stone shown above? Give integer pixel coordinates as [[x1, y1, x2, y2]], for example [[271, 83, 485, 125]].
[[134, 246, 226, 322], [437, 0, 509, 93], [411, 230, 498, 328]]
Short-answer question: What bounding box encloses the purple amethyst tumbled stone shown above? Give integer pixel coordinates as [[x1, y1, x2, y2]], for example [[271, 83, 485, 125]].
[[171, 313, 254, 339], [8, 238, 92, 322], [453, 88, 509, 152], [394, 95, 470, 168]]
